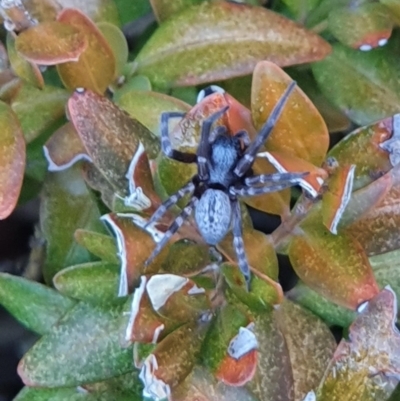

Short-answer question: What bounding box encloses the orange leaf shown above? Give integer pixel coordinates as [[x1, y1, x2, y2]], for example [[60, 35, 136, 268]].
[[57, 8, 115, 94], [0, 101, 25, 219], [216, 351, 257, 387], [252, 61, 329, 166], [15, 21, 87, 65]]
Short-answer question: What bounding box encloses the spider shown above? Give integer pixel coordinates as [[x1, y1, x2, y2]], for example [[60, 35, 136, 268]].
[[144, 81, 305, 286]]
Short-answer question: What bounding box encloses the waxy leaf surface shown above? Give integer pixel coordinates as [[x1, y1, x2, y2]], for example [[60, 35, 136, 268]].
[[15, 21, 87, 65], [56, 8, 116, 94], [150, 0, 204, 22], [0, 101, 25, 219], [316, 288, 400, 400], [289, 222, 379, 309], [312, 44, 400, 125], [18, 302, 133, 387], [40, 166, 105, 283], [135, 1, 331, 87], [252, 61, 329, 166], [53, 261, 121, 305], [0, 273, 75, 335], [14, 386, 96, 401]]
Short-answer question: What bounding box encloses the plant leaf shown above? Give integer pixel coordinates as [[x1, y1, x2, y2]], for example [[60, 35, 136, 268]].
[[15, 21, 87, 65], [312, 43, 400, 125], [11, 83, 68, 143], [0, 273, 75, 335], [53, 261, 121, 305], [288, 221, 379, 309], [40, 166, 105, 284], [316, 288, 400, 400], [18, 302, 134, 387], [14, 386, 97, 401], [135, 1, 331, 87], [56, 8, 116, 94], [150, 0, 205, 22], [0, 100, 25, 219]]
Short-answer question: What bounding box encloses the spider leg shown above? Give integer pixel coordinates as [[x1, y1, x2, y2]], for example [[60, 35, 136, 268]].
[[233, 81, 296, 177], [144, 180, 195, 228], [245, 172, 308, 186], [144, 196, 198, 267], [197, 106, 229, 181], [231, 181, 300, 197], [231, 199, 251, 287], [234, 130, 251, 147], [161, 112, 197, 163]]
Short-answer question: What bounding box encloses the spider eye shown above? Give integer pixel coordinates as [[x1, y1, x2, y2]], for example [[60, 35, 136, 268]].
[[197, 85, 225, 103]]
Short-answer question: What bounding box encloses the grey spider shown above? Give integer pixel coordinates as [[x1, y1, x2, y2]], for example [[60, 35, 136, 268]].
[[144, 80, 305, 286]]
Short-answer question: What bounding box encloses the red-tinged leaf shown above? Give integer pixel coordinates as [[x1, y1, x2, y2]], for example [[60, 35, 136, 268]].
[[0, 101, 25, 219], [40, 166, 105, 284], [101, 213, 168, 296], [121, 277, 172, 345], [67, 88, 160, 212], [56, 8, 115, 94], [258, 150, 328, 198], [288, 222, 379, 309], [144, 274, 210, 323], [328, 3, 393, 50], [11, 83, 68, 143], [316, 288, 400, 400], [139, 320, 211, 397], [322, 164, 355, 234], [0, 71, 22, 104], [312, 44, 400, 126], [252, 61, 329, 166], [345, 168, 400, 256], [216, 351, 257, 387], [274, 301, 336, 400], [135, 1, 331, 87], [150, 0, 204, 22], [43, 122, 90, 172], [15, 21, 87, 65], [328, 116, 393, 190], [173, 366, 258, 401], [7, 32, 43, 89]]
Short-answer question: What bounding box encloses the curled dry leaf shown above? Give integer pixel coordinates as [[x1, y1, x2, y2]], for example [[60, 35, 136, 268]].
[[135, 1, 331, 87], [15, 21, 87, 65], [0, 100, 25, 219]]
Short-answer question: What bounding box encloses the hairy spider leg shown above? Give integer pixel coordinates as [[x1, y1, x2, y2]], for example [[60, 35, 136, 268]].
[[231, 200, 251, 286], [144, 180, 195, 228], [197, 105, 229, 180], [232, 181, 302, 197], [144, 196, 198, 266], [208, 125, 228, 144], [244, 172, 308, 186], [160, 111, 197, 163], [233, 80, 297, 177]]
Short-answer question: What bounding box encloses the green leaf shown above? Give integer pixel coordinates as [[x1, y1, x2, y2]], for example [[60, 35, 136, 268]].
[[287, 281, 356, 327], [312, 43, 400, 125], [0, 273, 75, 335], [113, 0, 152, 26], [11, 83, 68, 143], [14, 387, 97, 401], [150, 0, 205, 22], [53, 261, 121, 305], [18, 302, 134, 387], [135, 1, 331, 87], [40, 166, 105, 284]]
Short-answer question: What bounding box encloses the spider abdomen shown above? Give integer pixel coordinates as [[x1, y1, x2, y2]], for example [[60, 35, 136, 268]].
[[195, 189, 232, 245]]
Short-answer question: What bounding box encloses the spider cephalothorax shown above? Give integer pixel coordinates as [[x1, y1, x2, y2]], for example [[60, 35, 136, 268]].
[[144, 81, 305, 286]]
